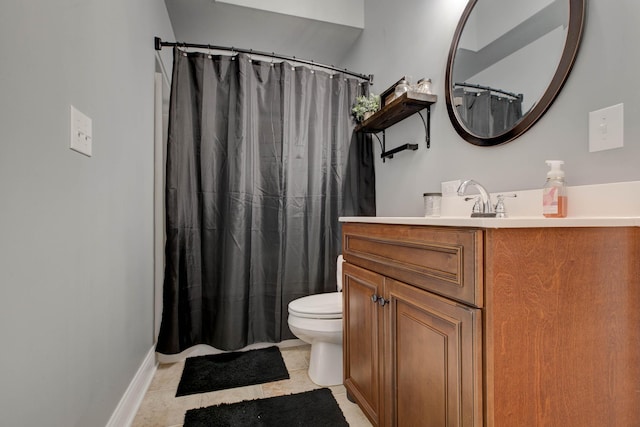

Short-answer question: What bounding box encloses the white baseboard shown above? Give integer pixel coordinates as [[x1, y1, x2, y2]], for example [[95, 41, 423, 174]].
[[106, 346, 158, 427]]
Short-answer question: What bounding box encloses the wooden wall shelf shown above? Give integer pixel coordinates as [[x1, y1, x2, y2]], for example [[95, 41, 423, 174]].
[[356, 91, 436, 133], [356, 91, 437, 160]]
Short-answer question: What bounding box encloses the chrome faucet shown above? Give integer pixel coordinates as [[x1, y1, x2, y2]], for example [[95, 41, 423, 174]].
[[458, 179, 495, 217]]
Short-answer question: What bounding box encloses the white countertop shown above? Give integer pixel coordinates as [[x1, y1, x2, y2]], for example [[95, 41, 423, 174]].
[[341, 181, 640, 228], [339, 216, 640, 228]]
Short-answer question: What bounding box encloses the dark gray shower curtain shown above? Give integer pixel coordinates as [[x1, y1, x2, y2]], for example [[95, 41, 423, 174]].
[[454, 88, 522, 137], [156, 49, 375, 354]]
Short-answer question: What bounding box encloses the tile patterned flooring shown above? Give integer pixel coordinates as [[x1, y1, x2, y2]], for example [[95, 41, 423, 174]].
[[132, 345, 373, 427]]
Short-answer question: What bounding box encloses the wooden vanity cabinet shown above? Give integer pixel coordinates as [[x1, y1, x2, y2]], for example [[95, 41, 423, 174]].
[[342, 222, 640, 427], [342, 223, 483, 427]]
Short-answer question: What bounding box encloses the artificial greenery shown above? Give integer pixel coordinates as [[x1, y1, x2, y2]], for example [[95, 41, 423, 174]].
[[352, 93, 380, 122]]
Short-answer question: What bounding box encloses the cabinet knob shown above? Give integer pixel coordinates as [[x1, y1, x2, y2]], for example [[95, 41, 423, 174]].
[[371, 294, 378, 303], [377, 297, 387, 307]]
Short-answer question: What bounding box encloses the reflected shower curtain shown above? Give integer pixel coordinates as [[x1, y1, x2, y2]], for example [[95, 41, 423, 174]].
[[491, 94, 522, 134], [454, 88, 522, 137], [156, 49, 375, 354]]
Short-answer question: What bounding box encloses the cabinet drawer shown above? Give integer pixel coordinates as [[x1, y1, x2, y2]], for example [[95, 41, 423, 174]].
[[342, 222, 484, 307]]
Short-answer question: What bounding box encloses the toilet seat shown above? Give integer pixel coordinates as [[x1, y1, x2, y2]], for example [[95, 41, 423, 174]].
[[288, 292, 342, 319]]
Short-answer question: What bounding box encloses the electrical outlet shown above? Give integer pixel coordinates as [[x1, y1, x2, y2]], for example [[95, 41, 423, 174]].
[[441, 180, 461, 197]]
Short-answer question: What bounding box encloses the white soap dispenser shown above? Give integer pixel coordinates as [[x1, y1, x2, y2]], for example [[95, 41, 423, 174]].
[[542, 160, 567, 218]]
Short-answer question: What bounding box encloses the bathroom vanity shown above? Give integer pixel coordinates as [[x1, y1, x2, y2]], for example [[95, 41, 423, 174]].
[[341, 218, 640, 427]]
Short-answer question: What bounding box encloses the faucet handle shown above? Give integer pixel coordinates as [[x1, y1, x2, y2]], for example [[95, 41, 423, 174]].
[[494, 194, 517, 218]]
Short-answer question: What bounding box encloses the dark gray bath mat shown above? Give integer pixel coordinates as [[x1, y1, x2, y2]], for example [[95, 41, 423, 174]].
[[176, 346, 289, 397], [183, 388, 349, 426]]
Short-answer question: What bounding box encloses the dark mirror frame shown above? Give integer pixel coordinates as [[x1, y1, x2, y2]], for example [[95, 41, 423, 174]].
[[445, 0, 586, 146]]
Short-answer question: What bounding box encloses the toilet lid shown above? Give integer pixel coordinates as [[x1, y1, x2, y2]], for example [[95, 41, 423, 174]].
[[288, 292, 343, 319]]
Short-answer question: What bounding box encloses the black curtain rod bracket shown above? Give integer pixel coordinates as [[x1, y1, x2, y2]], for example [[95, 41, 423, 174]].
[[154, 37, 373, 84]]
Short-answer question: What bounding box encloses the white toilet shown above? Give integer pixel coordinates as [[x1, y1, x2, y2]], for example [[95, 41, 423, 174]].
[[287, 255, 344, 386]]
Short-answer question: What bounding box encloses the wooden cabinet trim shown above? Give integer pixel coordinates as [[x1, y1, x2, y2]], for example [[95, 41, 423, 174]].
[[344, 233, 464, 284], [342, 222, 484, 307]]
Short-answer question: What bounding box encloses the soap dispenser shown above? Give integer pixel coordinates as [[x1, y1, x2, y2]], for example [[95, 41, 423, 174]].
[[542, 160, 567, 218]]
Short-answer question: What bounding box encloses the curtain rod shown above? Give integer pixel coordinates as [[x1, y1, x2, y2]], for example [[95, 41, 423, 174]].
[[454, 82, 523, 100], [154, 37, 373, 84]]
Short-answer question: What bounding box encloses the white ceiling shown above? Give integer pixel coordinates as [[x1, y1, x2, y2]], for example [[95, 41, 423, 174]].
[[163, 0, 364, 66]]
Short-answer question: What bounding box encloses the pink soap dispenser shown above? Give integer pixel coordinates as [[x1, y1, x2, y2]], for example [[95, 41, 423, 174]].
[[542, 160, 567, 218]]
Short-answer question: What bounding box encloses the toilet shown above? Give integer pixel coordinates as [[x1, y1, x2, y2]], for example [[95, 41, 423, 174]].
[[287, 255, 344, 386]]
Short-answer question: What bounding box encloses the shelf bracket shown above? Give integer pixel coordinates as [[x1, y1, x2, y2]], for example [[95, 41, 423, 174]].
[[357, 92, 436, 161], [418, 105, 432, 149]]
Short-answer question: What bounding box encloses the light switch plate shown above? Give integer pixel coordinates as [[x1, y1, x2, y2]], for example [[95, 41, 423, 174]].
[[441, 180, 462, 197], [589, 103, 623, 152], [70, 105, 92, 157]]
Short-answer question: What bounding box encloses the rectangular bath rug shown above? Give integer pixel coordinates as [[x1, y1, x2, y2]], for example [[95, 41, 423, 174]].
[[176, 346, 289, 397], [183, 388, 349, 426]]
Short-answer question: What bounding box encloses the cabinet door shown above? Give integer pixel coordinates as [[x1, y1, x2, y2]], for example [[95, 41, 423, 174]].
[[343, 262, 385, 427], [385, 278, 482, 427]]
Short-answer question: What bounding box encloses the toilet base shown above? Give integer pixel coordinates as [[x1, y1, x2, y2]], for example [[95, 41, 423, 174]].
[[308, 341, 343, 386]]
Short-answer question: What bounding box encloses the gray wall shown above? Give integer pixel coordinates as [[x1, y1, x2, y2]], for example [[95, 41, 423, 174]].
[[342, 0, 640, 216], [0, 1, 174, 426]]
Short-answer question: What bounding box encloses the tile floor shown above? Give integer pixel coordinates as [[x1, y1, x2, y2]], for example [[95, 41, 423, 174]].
[[132, 344, 373, 427]]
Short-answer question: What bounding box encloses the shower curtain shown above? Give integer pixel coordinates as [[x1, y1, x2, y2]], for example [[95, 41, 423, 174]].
[[156, 49, 375, 354], [454, 88, 522, 137]]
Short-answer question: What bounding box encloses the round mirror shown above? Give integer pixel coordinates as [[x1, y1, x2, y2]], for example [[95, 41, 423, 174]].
[[445, 0, 585, 146]]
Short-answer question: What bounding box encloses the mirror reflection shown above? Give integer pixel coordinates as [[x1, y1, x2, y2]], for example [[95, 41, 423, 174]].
[[446, 0, 584, 146]]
